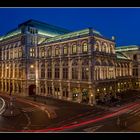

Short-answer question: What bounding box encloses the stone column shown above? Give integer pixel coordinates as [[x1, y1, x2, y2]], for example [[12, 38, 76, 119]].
[[89, 58, 92, 82], [60, 59, 62, 80], [89, 87, 96, 106], [68, 58, 72, 80], [59, 82, 62, 99], [78, 58, 82, 81], [78, 85, 82, 103], [52, 82, 55, 97], [52, 60, 55, 80], [67, 82, 72, 101]]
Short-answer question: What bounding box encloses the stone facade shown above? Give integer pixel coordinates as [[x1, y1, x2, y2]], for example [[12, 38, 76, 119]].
[[0, 19, 135, 106]]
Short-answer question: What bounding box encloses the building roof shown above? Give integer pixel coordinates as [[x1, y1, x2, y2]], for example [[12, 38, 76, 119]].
[[0, 19, 71, 41], [19, 19, 71, 37], [116, 52, 131, 60], [116, 45, 140, 52], [41, 27, 104, 45]]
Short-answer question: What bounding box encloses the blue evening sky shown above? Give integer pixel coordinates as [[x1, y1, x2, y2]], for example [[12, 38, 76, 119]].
[[0, 8, 140, 46]]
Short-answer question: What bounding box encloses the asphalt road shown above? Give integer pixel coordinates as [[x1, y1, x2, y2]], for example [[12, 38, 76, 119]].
[[0, 94, 104, 132], [65, 101, 140, 132], [1, 93, 140, 132]]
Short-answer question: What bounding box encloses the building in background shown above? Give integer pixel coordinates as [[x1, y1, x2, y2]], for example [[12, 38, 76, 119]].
[[116, 45, 140, 89], [0, 19, 135, 106]]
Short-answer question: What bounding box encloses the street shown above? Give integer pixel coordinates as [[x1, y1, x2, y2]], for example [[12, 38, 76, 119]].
[[0, 93, 140, 132]]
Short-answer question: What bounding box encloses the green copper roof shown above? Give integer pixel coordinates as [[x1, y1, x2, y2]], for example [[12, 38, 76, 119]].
[[41, 28, 102, 44], [0, 19, 71, 41], [19, 19, 70, 37], [0, 28, 21, 41], [116, 45, 139, 52], [116, 52, 131, 60]]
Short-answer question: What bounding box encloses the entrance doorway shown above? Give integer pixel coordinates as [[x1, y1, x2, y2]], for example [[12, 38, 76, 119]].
[[29, 85, 36, 96]]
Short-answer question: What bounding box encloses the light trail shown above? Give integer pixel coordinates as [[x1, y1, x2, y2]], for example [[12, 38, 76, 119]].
[[20, 102, 139, 132]]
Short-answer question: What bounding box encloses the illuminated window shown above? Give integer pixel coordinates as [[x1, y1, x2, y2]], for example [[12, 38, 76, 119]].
[[82, 42, 88, 53], [14, 49, 18, 58], [10, 49, 13, 59], [40, 47, 45, 58], [82, 60, 89, 80], [72, 44, 77, 54], [55, 47, 59, 56], [18, 48, 22, 58], [30, 48, 35, 57], [63, 45, 68, 55], [47, 47, 51, 57]]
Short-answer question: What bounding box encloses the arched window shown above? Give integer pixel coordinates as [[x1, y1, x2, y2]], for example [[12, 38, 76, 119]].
[[18, 47, 22, 58], [47, 62, 52, 79], [63, 44, 68, 55], [63, 61, 68, 79], [133, 54, 137, 61], [55, 47, 60, 56], [30, 47, 35, 57], [95, 41, 101, 51], [82, 60, 89, 80], [72, 43, 77, 54], [55, 62, 60, 79], [72, 60, 78, 79], [47, 47, 51, 57], [41, 63, 45, 78], [82, 42, 88, 53], [110, 45, 114, 54], [40, 47, 45, 58], [102, 42, 107, 53]]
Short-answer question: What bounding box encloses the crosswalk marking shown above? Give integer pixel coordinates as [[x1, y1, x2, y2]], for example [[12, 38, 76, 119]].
[[21, 107, 39, 113], [125, 105, 140, 118], [83, 125, 104, 132]]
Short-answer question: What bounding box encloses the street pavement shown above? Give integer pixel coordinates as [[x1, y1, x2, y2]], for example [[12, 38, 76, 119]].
[[0, 90, 140, 132]]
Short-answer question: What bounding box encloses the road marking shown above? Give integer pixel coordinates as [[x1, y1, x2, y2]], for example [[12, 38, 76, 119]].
[[83, 125, 104, 132], [21, 107, 38, 113], [23, 113, 31, 130]]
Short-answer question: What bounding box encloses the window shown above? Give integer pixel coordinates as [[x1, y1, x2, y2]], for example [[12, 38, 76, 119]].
[[14, 49, 18, 58], [47, 63, 52, 79], [48, 87, 52, 95], [41, 63, 45, 78], [110, 45, 114, 53], [40, 47, 45, 58], [47, 47, 51, 57], [82, 42, 88, 53], [133, 54, 137, 61], [55, 63, 60, 79], [72, 44, 77, 54], [10, 49, 13, 59], [63, 61, 68, 79], [82, 67, 89, 80], [30, 48, 35, 57], [55, 47, 59, 56], [18, 48, 22, 58], [82, 60, 89, 80], [63, 45, 68, 55], [72, 60, 78, 79]]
